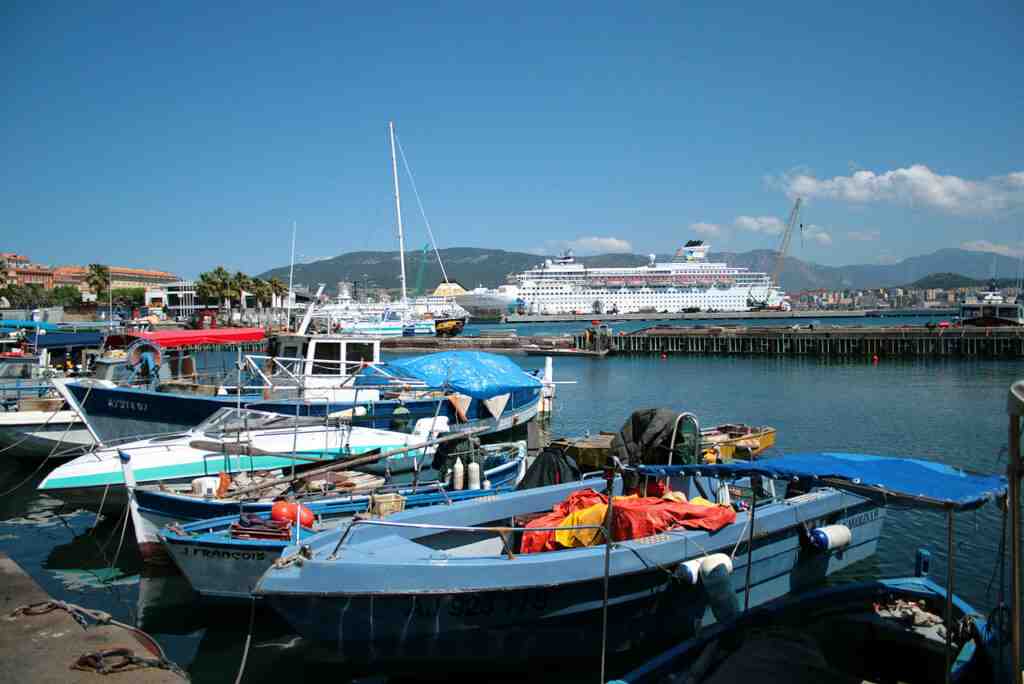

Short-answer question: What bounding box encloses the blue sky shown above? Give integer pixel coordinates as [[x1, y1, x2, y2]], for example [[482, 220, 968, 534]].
[[3, 2, 1022, 277]]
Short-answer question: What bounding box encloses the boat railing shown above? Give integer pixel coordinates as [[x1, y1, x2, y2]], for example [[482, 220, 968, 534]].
[[243, 354, 429, 393], [324, 518, 611, 561]]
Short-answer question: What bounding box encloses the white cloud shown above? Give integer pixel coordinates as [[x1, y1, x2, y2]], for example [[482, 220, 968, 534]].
[[960, 240, 1024, 258], [546, 236, 633, 255], [782, 164, 1024, 215], [689, 222, 721, 237], [735, 215, 785, 235], [847, 230, 881, 241]]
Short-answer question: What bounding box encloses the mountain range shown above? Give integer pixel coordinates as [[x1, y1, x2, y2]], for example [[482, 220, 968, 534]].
[[257, 247, 1022, 295]]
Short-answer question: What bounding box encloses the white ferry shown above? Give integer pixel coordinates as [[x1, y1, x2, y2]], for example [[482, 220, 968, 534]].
[[959, 280, 1024, 326], [509, 241, 787, 315]]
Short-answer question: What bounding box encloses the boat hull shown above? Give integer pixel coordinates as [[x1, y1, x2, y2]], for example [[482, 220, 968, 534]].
[[60, 381, 540, 451], [259, 497, 883, 668], [158, 454, 525, 596], [0, 412, 94, 463], [609, 575, 1003, 684]]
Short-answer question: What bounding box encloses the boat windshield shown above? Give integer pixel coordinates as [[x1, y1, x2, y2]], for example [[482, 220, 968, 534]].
[[0, 359, 35, 380], [197, 407, 306, 436]]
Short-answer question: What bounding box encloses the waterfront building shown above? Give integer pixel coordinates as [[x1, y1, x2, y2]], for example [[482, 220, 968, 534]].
[[2, 253, 55, 289]]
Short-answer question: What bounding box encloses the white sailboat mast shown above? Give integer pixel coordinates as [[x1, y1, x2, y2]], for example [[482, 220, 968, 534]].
[[389, 121, 408, 305], [287, 220, 296, 330]]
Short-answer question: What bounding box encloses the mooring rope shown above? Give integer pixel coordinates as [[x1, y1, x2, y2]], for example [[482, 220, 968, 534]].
[[10, 599, 188, 680], [233, 597, 257, 684]]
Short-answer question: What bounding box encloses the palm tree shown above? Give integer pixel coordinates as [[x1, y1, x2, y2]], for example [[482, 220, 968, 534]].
[[249, 278, 272, 309], [196, 267, 231, 308], [268, 277, 287, 307], [85, 264, 111, 309], [230, 271, 252, 309]]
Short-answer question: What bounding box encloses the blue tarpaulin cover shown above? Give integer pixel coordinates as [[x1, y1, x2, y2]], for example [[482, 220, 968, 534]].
[[381, 351, 542, 400], [637, 452, 1008, 511], [29, 332, 104, 350], [0, 320, 61, 333]]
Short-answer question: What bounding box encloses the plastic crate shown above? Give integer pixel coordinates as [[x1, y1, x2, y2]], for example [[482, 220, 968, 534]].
[[370, 493, 406, 517]]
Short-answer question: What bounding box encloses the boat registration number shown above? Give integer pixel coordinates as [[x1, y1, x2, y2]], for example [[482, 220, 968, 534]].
[[177, 546, 267, 561]]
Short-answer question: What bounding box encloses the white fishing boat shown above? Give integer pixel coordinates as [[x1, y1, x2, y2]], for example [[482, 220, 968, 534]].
[[37, 406, 449, 513]]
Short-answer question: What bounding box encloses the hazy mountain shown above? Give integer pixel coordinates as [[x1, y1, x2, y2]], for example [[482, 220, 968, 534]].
[[257, 247, 1022, 294]]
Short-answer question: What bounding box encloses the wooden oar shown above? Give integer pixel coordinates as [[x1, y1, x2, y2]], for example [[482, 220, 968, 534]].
[[226, 428, 486, 499]]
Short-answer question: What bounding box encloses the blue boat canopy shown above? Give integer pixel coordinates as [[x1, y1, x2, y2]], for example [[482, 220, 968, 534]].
[[29, 332, 105, 350], [636, 452, 1008, 511], [378, 351, 542, 400]]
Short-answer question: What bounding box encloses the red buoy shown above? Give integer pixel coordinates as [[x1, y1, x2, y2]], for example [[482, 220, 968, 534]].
[[271, 501, 314, 527]]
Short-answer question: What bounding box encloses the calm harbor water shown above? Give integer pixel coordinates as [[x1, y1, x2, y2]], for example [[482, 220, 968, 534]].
[[0, 350, 1018, 682]]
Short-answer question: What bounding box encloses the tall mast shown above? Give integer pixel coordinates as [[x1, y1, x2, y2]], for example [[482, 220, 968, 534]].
[[389, 121, 408, 305], [287, 221, 296, 330]]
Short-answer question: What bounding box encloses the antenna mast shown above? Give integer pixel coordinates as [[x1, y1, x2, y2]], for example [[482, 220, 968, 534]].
[[389, 121, 408, 305]]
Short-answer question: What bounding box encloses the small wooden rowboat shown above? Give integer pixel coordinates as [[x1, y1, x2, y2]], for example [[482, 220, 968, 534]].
[[701, 423, 776, 462]]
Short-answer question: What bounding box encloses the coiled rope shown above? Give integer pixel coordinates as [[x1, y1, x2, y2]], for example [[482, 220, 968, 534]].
[[10, 600, 188, 680]]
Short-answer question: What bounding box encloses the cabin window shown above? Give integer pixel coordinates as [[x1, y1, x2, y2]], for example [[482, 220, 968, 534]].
[[311, 342, 341, 375], [0, 362, 32, 380], [345, 343, 376, 365], [282, 345, 299, 359], [983, 306, 997, 318]]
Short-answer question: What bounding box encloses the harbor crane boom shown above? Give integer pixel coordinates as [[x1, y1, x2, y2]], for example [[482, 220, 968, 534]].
[[746, 197, 803, 310], [772, 197, 803, 289]]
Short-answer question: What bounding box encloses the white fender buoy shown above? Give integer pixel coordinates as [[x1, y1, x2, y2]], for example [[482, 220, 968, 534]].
[[676, 559, 703, 585], [716, 482, 732, 506], [809, 524, 852, 551], [453, 458, 464, 491], [699, 553, 733, 578], [467, 461, 481, 490], [700, 553, 738, 623]]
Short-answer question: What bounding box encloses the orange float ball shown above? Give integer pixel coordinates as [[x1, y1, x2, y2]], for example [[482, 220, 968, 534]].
[[271, 501, 314, 527]]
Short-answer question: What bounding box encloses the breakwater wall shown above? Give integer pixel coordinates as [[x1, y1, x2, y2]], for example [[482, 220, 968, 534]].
[[505, 309, 870, 323], [575, 325, 1024, 358]]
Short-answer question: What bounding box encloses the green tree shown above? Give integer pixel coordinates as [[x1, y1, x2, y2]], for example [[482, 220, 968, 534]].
[[230, 271, 252, 309], [51, 285, 83, 308], [268, 277, 287, 306], [85, 264, 111, 297], [112, 287, 145, 307], [248, 278, 272, 308], [196, 267, 231, 308]]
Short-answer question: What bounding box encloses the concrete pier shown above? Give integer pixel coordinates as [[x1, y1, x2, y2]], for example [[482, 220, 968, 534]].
[[0, 553, 182, 683], [575, 325, 1024, 359]]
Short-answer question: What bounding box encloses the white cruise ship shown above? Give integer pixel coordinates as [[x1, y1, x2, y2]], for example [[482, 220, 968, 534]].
[[510, 241, 787, 315]]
